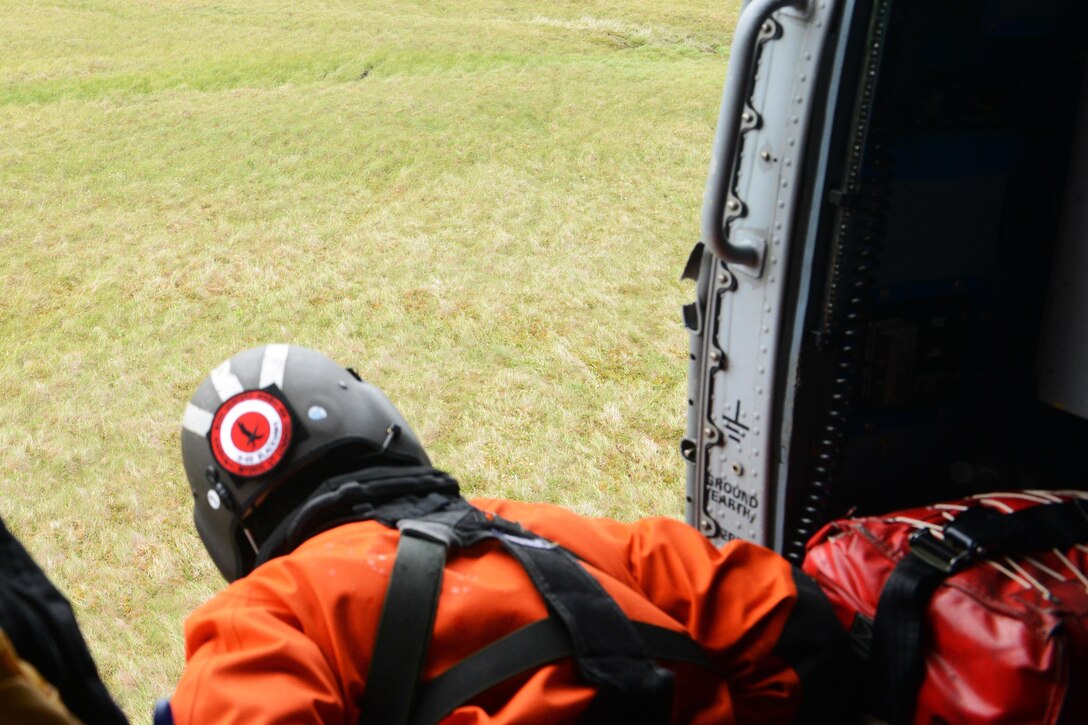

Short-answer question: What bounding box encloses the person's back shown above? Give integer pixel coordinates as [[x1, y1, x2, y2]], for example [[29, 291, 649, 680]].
[[162, 345, 853, 724]]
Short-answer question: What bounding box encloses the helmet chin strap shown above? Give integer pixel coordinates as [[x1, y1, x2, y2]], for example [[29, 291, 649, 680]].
[[205, 463, 264, 558], [242, 527, 261, 556]]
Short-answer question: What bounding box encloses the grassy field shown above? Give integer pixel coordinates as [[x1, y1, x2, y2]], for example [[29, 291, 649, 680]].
[[0, 0, 740, 716]]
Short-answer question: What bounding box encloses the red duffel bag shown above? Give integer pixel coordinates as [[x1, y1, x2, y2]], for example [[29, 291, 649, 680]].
[[802, 490, 1088, 725]]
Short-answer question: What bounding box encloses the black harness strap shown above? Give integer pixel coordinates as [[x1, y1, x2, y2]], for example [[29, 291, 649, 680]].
[[487, 527, 675, 722], [359, 499, 685, 724], [411, 618, 713, 725], [359, 519, 457, 724], [870, 498, 1088, 725]]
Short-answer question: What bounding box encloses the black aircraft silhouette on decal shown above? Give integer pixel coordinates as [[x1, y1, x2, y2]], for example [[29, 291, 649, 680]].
[[236, 420, 266, 448]]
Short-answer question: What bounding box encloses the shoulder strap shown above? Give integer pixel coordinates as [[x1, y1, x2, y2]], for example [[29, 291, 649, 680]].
[[411, 618, 712, 725], [483, 524, 675, 723], [360, 501, 690, 724], [358, 520, 455, 725], [870, 498, 1088, 725]]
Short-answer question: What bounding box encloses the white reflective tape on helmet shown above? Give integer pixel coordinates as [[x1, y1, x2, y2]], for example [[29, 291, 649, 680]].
[[182, 403, 214, 436], [259, 344, 290, 390], [210, 359, 245, 402]]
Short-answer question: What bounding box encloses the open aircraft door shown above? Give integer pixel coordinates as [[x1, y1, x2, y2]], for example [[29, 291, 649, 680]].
[[683, 0, 1088, 560]]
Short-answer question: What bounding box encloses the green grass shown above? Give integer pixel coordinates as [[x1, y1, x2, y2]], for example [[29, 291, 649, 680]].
[[0, 0, 740, 716]]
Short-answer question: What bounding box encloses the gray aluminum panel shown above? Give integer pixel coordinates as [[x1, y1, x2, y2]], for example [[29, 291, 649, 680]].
[[689, 0, 840, 547]]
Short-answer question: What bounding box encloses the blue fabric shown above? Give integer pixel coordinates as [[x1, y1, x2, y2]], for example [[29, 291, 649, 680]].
[[153, 698, 174, 725]]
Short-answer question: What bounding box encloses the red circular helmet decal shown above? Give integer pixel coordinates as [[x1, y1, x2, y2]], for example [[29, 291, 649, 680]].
[[210, 390, 293, 477]]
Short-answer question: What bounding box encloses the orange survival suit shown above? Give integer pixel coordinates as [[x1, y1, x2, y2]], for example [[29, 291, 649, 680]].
[[166, 474, 851, 724]]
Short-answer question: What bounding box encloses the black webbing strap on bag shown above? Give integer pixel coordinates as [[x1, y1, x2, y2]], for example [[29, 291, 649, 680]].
[[359, 500, 688, 725], [869, 498, 1088, 725]]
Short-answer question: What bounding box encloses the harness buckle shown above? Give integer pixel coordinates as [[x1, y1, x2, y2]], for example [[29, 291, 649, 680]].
[[908, 506, 1001, 574], [908, 529, 977, 574], [398, 519, 456, 548]]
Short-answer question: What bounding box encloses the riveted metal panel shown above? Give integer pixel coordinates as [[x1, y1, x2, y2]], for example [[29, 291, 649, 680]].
[[687, 0, 842, 547]]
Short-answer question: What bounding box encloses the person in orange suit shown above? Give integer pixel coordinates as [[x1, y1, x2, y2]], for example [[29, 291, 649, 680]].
[[157, 345, 853, 725]]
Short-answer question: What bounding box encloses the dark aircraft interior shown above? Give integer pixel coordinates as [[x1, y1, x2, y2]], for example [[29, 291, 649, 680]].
[[779, 0, 1088, 555]]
